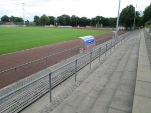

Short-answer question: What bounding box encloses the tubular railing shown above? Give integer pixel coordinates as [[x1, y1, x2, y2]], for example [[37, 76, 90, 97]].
[[48, 32, 132, 102], [0, 31, 132, 102], [0, 31, 133, 113], [0, 46, 79, 88], [0, 36, 112, 89]]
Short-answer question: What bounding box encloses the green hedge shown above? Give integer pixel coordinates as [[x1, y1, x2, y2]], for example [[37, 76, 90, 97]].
[[145, 20, 151, 28]]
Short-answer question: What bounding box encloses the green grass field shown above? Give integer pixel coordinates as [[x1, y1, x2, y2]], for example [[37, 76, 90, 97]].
[[0, 27, 111, 55]]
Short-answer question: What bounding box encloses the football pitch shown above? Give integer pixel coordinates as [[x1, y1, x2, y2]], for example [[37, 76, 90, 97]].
[[0, 27, 111, 55]]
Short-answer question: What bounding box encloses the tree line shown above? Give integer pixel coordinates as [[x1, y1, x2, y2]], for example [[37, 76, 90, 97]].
[[0, 4, 151, 29], [0, 14, 117, 27], [1, 15, 24, 23], [34, 14, 117, 27], [119, 4, 151, 29]]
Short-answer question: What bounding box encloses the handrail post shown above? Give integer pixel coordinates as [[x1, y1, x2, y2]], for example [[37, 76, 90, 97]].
[[75, 59, 77, 82], [78, 45, 80, 54], [123, 36, 124, 42], [15, 67, 18, 82], [49, 73, 52, 103], [105, 44, 107, 57], [45, 57, 47, 68], [90, 51, 92, 69], [64, 50, 67, 61], [117, 37, 119, 47], [110, 41, 112, 53], [114, 39, 116, 49], [99, 47, 101, 62], [99, 39, 101, 45]]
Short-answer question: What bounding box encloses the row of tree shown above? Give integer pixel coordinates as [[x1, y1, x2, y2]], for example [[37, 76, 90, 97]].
[[119, 4, 151, 29], [1, 15, 24, 23], [33, 14, 117, 27], [0, 14, 116, 27], [1, 4, 151, 29], [0, 14, 117, 27]]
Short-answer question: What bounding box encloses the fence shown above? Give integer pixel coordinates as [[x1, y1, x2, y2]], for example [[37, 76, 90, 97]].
[[0, 46, 79, 88], [0, 31, 133, 113], [0, 22, 36, 26], [48, 32, 132, 102], [0, 36, 112, 89], [0, 31, 132, 101]]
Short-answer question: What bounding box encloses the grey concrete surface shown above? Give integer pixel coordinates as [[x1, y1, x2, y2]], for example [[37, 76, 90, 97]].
[[144, 29, 151, 67], [37, 30, 140, 113], [132, 29, 151, 113], [132, 95, 151, 113], [20, 40, 109, 113], [21, 29, 151, 113]]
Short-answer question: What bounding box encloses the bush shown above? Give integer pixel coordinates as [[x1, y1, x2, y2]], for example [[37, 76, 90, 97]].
[[145, 20, 151, 28]]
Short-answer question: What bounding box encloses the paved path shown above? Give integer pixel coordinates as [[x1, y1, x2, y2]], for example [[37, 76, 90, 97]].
[[144, 28, 151, 66], [132, 29, 151, 113], [38, 30, 140, 113], [21, 29, 151, 113]]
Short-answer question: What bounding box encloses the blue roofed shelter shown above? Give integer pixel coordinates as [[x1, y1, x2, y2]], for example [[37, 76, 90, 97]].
[[79, 35, 96, 53]]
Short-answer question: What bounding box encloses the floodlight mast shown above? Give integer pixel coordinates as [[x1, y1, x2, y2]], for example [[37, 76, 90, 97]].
[[22, 3, 25, 26], [133, 0, 138, 30], [115, 0, 121, 40]]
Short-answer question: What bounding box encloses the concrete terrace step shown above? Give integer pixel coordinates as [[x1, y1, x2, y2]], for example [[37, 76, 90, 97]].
[[108, 31, 140, 113], [39, 30, 140, 113], [132, 29, 151, 113]]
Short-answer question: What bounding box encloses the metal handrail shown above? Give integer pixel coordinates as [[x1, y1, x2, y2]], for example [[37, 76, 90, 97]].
[[0, 31, 132, 101], [0, 36, 110, 75], [0, 46, 79, 74]]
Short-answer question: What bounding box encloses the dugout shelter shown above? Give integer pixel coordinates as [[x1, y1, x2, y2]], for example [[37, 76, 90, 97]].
[[79, 35, 96, 53]]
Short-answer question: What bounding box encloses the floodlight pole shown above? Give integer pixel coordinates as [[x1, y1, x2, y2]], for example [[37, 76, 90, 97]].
[[115, 0, 121, 40], [99, 18, 101, 28], [133, 0, 138, 30], [22, 3, 25, 26], [54, 17, 56, 26], [76, 16, 77, 27]]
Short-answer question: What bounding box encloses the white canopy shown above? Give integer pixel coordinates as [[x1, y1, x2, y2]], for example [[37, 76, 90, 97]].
[[79, 36, 96, 46]]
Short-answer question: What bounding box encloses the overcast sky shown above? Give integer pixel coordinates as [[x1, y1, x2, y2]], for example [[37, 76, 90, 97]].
[[0, 0, 150, 21]]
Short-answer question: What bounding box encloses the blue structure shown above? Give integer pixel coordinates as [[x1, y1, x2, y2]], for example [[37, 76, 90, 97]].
[[79, 36, 96, 52], [79, 36, 96, 46]]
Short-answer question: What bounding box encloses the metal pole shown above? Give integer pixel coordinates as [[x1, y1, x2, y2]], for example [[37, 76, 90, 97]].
[[99, 47, 101, 62], [117, 38, 118, 45], [110, 41, 112, 53], [49, 73, 52, 103], [99, 39, 101, 45], [119, 37, 121, 44], [22, 3, 25, 26], [115, 0, 121, 43], [45, 57, 47, 68], [75, 59, 77, 82], [90, 52, 92, 69], [105, 44, 107, 57], [15, 68, 18, 82], [78, 45, 80, 54], [133, 0, 138, 30], [54, 18, 56, 26], [114, 39, 115, 49], [76, 17, 77, 27], [64, 50, 67, 61]]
